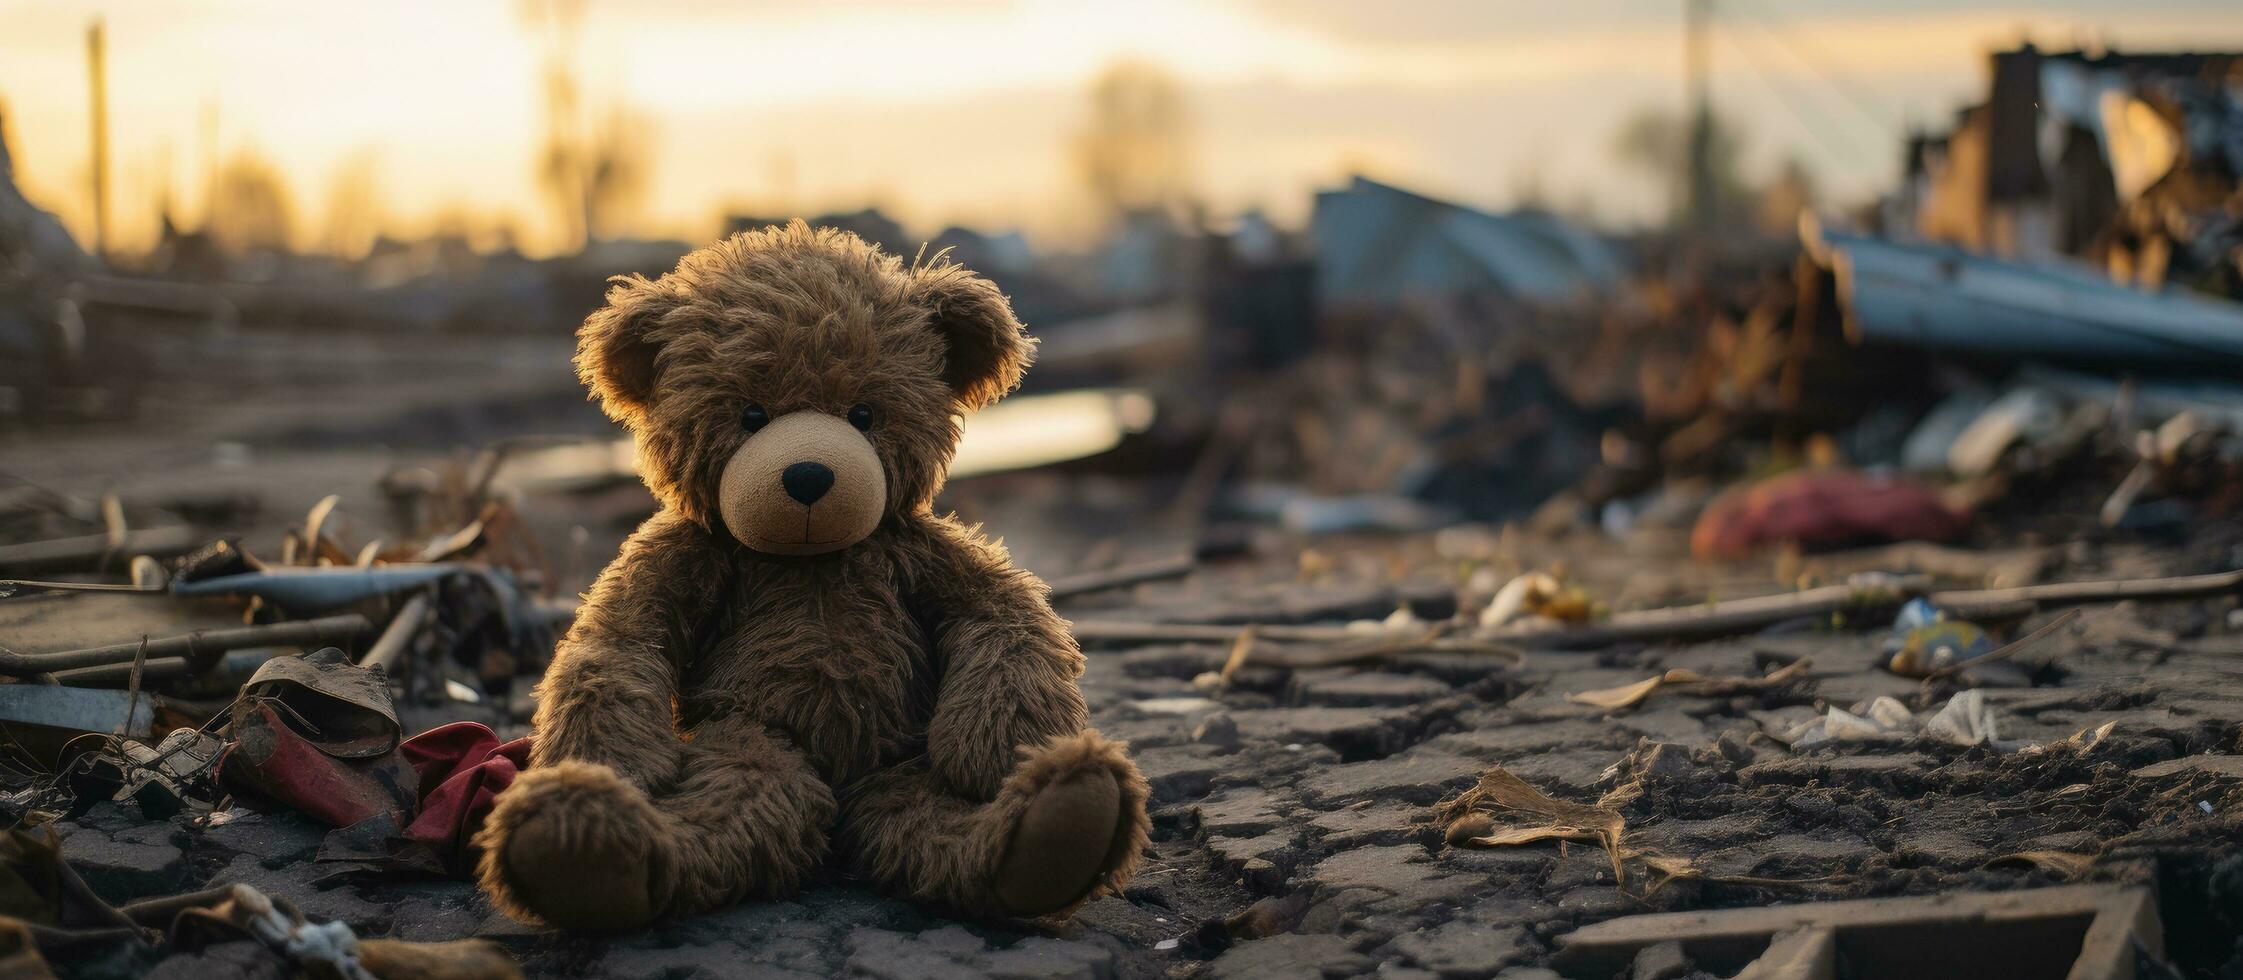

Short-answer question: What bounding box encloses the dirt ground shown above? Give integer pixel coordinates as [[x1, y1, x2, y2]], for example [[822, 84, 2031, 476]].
[[10, 334, 2243, 979]]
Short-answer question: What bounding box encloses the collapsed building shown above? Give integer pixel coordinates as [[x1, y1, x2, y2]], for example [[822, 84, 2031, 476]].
[[1895, 44, 2243, 300]]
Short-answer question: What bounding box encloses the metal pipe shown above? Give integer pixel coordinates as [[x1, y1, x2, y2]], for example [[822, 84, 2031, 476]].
[[0, 614, 372, 676], [48, 657, 193, 687], [360, 592, 434, 674]]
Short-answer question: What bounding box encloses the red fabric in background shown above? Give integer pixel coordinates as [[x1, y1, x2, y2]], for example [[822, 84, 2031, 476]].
[[398, 721, 530, 872], [1691, 470, 1968, 561]]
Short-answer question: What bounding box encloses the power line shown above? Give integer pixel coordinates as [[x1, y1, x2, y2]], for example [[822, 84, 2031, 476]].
[[1723, 0, 1900, 138], [1712, 24, 1867, 165]]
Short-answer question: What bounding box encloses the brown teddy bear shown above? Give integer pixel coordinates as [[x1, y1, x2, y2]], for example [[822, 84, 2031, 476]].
[[474, 222, 1149, 931]]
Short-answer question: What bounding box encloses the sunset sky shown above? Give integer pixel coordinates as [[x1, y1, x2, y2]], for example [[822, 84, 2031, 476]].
[[3, 0, 2239, 255]]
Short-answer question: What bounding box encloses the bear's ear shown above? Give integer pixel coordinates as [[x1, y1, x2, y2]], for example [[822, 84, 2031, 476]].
[[910, 264, 1034, 412], [575, 275, 673, 423]]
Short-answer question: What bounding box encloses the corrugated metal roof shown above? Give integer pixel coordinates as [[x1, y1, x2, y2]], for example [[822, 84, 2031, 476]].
[[1310, 177, 1620, 306]]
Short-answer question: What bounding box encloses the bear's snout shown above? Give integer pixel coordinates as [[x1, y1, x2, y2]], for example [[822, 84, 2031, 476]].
[[717, 411, 886, 555]]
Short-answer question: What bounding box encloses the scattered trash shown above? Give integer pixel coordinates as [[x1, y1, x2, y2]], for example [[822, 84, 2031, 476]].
[[0, 827, 519, 978], [1783, 690, 2026, 751], [1945, 388, 2068, 479], [1882, 598, 2007, 683], [1921, 689, 2003, 746], [1479, 572, 1600, 630]]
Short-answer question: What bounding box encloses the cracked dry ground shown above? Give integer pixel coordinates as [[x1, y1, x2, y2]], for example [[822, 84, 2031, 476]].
[[47, 532, 2243, 979]]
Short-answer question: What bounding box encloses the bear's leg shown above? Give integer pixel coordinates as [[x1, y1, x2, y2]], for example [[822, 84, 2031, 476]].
[[837, 730, 1148, 919], [477, 717, 835, 930]]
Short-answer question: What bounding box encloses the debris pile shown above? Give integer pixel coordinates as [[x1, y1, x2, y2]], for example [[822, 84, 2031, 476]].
[[0, 481, 566, 976], [0, 825, 517, 978]]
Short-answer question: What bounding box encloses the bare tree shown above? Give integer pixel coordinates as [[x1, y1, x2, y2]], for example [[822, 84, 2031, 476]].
[[321, 150, 384, 259], [206, 149, 294, 255], [1074, 61, 1193, 225], [1612, 105, 1751, 230], [522, 0, 651, 253], [1753, 156, 1817, 237]]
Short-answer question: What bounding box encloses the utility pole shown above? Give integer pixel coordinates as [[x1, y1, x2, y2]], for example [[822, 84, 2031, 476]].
[[1684, 0, 1713, 234], [200, 100, 219, 230], [86, 19, 110, 257]]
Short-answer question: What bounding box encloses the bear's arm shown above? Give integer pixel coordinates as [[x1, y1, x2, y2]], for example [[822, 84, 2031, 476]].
[[530, 510, 728, 791], [905, 519, 1090, 802]]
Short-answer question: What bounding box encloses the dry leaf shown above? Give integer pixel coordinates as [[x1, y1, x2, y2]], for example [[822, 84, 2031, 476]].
[[1567, 659, 1812, 712], [1469, 826, 1597, 847], [1984, 851, 2095, 878], [1442, 766, 1627, 881], [1443, 811, 1494, 846], [1567, 675, 1665, 710], [1637, 853, 1703, 895], [1214, 629, 1257, 688], [1440, 765, 1849, 899], [1666, 658, 1812, 693]]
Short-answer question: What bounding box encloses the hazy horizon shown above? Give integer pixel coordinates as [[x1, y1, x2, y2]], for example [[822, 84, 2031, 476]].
[[5, 0, 2240, 257]]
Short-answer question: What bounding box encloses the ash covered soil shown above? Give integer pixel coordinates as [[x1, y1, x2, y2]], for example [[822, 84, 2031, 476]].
[[17, 340, 2243, 978], [48, 516, 2243, 979]]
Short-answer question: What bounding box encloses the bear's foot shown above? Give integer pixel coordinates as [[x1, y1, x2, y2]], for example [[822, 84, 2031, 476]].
[[992, 769, 1119, 916], [476, 761, 664, 931], [988, 732, 1149, 918]]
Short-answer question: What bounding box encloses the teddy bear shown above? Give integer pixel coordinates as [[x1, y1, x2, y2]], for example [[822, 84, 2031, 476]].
[[473, 222, 1149, 931]]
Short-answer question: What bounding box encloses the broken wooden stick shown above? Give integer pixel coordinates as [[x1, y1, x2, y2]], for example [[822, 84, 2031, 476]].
[[1070, 620, 1365, 646], [1931, 569, 2243, 617], [0, 527, 204, 576], [1247, 635, 1527, 671], [1045, 555, 1196, 600], [1074, 569, 2243, 655], [1793, 541, 2051, 589], [1487, 576, 1934, 650], [1493, 569, 2241, 650]]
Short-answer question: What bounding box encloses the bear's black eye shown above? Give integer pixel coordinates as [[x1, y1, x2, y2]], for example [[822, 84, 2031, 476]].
[[847, 404, 874, 431], [741, 404, 770, 433]]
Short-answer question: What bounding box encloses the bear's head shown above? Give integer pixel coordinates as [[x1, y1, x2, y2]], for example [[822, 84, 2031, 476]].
[[575, 221, 1032, 555]]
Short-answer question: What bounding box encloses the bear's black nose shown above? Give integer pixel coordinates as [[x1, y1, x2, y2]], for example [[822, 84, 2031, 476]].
[[781, 462, 835, 505]]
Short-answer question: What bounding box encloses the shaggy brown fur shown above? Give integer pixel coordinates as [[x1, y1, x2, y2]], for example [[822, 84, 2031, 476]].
[[475, 222, 1147, 931]]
